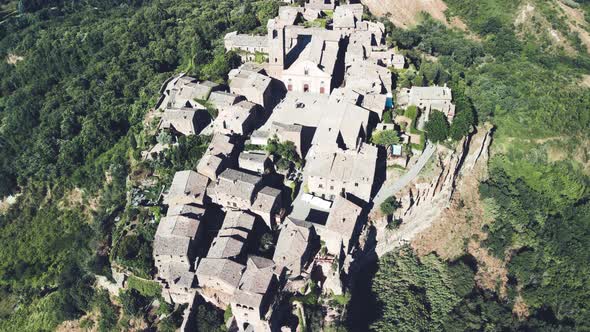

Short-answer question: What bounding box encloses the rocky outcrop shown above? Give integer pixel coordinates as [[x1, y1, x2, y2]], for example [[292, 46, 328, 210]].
[[372, 124, 494, 257]]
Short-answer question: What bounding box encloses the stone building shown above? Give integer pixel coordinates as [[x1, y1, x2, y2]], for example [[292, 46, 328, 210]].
[[273, 218, 318, 278], [250, 186, 283, 229], [305, 143, 378, 202], [210, 168, 262, 210], [158, 108, 210, 137], [238, 151, 270, 174], [153, 214, 204, 282], [212, 100, 259, 136], [397, 85, 456, 129], [164, 170, 209, 207], [208, 91, 244, 110], [229, 70, 273, 109], [231, 256, 279, 332], [315, 195, 362, 256], [224, 31, 269, 62], [196, 258, 245, 306]]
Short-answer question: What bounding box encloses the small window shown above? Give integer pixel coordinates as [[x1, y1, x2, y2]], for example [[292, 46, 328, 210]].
[[303, 84, 309, 92], [318, 184, 323, 189], [288, 84, 293, 91], [320, 87, 325, 94], [304, 68, 309, 76], [355, 183, 359, 187], [330, 186, 334, 190]]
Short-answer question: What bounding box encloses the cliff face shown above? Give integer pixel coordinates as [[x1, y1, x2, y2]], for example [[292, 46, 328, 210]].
[[372, 124, 493, 257]]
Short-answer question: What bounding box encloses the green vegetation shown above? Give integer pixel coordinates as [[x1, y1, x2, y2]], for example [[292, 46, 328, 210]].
[[380, 195, 401, 216], [371, 247, 464, 331], [0, 0, 277, 329], [266, 137, 302, 170], [371, 129, 401, 146], [365, 6, 590, 331], [304, 18, 328, 28], [126, 276, 162, 298], [382, 108, 394, 123], [224, 304, 233, 323], [424, 110, 450, 142]]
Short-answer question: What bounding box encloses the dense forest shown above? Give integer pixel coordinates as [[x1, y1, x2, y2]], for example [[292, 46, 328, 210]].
[[1, 0, 589, 330], [0, 0, 277, 330], [356, 0, 590, 331]]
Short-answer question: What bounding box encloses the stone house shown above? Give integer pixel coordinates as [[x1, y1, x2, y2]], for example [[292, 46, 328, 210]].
[[251, 122, 304, 157], [164, 170, 209, 207], [210, 168, 262, 210], [369, 50, 405, 69], [361, 93, 388, 120], [158, 108, 210, 136], [165, 77, 221, 109], [231, 256, 279, 332], [196, 258, 245, 307], [305, 143, 378, 202], [229, 70, 273, 109], [212, 100, 259, 136], [238, 151, 269, 174], [223, 31, 269, 62], [208, 91, 244, 111], [161, 266, 196, 304], [197, 154, 225, 182], [397, 86, 456, 129], [304, 0, 335, 11], [207, 211, 256, 259], [153, 214, 204, 282], [250, 186, 283, 229], [315, 195, 362, 256], [273, 218, 318, 278], [313, 101, 371, 151]]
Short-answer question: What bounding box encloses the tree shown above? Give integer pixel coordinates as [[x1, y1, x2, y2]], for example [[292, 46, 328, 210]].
[[382, 109, 394, 123], [157, 131, 173, 145], [449, 108, 474, 140], [380, 196, 401, 216], [424, 110, 449, 142], [119, 289, 150, 317], [372, 130, 401, 146], [370, 247, 461, 332]]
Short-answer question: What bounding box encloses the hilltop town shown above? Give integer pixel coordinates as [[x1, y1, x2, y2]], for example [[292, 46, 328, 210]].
[[140, 1, 457, 331]]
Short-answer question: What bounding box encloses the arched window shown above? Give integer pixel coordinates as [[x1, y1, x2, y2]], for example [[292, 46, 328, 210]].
[[272, 30, 278, 39], [303, 84, 309, 93]]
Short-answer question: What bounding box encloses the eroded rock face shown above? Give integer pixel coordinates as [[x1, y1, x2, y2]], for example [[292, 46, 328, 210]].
[[372, 124, 494, 257]]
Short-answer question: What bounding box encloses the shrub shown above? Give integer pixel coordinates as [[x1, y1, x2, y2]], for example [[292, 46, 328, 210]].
[[380, 196, 401, 216], [126, 276, 162, 298], [372, 130, 401, 146]]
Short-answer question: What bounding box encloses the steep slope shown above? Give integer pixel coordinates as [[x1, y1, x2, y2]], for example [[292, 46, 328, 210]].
[[361, 0, 467, 29]]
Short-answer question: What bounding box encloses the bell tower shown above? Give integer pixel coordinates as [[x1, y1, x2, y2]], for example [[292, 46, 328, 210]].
[[267, 19, 285, 78]]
